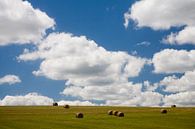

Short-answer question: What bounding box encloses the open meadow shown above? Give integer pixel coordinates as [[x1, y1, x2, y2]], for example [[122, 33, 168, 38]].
[[0, 106, 195, 129]]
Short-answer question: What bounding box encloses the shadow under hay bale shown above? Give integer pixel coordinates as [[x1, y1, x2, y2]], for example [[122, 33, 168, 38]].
[[161, 109, 167, 114], [76, 113, 84, 118], [64, 104, 70, 109], [53, 102, 58, 106], [117, 112, 124, 117], [113, 111, 119, 116], [108, 110, 113, 115], [171, 105, 176, 108]]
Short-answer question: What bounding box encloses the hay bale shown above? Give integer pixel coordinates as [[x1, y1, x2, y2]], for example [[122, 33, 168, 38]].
[[76, 112, 84, 118], [171, 105, 176, 108], [64, 104, 70, 109], [117, 112, 124, 117], [113, 110, 119, 116], [108, 110, 113, 115], [161, 109, 167, 114], [53, 102, 58, 106]]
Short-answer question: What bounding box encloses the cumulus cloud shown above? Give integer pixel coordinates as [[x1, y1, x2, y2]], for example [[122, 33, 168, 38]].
[[124, 0, 195, 106], [18, 32, 148, 83], [152, 49, 195, 73], [62, 82, 142, 101], [143, 68, 195, 106], [124, 0, 195, 45], [0, 75, 21, 85], [143, 80, 158, 92], [0, 92, 98, 106], [164, 91, 195, 107], [151, 66, 195, 106], [103, 91, 163, 107], [62, 83, 163, 106], [160, 70, 195, 93], [0, 0, 55, 46], [17, 32, 162, 106], [0, 92, 53, 106], [141, 78, 195, 107], [163, 27, 195, 45], [58, 100, 97, 106], [62, 81, 161, 106]]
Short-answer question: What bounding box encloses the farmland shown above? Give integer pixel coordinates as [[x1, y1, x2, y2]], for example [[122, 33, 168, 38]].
[[0, 106, 195, 129]]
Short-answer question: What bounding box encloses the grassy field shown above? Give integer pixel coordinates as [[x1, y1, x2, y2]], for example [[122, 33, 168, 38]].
[[0, 106, 195, 129]]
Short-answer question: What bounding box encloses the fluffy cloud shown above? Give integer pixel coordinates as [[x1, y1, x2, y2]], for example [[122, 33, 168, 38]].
[[164, 91, 195, 107], [17, 32, 162, 106], [103, 91, 163, 107], [160, 70, 195, 93], [125, 0, 195, 107], [0, 75, 21, 85], [0, 93, 53, 106], [58, 100, 97, 106], [0, 92, 98, 106], [124, 0, 195, 45], [143, 78, 195, 107], [62, 82, 143, 101], [152, 66, 195, 106], [164, 27, 195, 45], [152, 49, 195, 73], [0, 0, 55, 46], [63, 83, 163, 106], [18, 32, 148, 84], [143, 80, 158, 92]]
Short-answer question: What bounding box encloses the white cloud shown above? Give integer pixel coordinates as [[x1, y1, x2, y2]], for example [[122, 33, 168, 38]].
[[0, 75, 21, 85], [143, 80, 158, 92], [164, 91, 195, 107], [58, 100, 97, 106], [130, 50, 138, 56], [136, 41, 151, 46], [124, 0, 195, 45], [0, 92, 98, 106], [62, 83, 163, 106], [17, 32, 159, 106], [0, 0, 55, 46], [62, 82, 143, 101], [163, 26, 195, 45], [18, 32, 195, 106], [2, 0, 195, 107], [124, 0, 195, 106], [142, 72, 195, 107], [124, 10, 131, 28], [0, 92, 53, 106], [105, 91, 163, 107], [160, 70, 195, 93], [18, 32, 148, 83], [152, 49, 195, 73]]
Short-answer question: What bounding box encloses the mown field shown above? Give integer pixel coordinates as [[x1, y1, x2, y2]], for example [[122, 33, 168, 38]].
[[0, 106, 195, 129]]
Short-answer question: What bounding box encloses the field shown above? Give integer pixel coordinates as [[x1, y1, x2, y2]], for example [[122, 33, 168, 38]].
[[0, 106, 195, 129]]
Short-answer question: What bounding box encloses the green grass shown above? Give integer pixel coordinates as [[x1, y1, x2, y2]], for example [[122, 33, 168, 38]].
[[0, 106, 195, 129]]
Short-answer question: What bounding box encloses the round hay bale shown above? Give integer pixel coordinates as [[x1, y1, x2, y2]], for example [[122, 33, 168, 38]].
[[64, 104, 70, 109], [113, 111, 119, 116], [117, 112, 124, 117], [53, 102, 58, 106], [161, 109, 167, 114], [108, 110, 113, 115], [76, 112, 84, 118], [171, 105, 176, 108]]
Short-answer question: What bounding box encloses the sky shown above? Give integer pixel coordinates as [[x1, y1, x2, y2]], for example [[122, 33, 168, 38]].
[[0, 0, 195, 106]]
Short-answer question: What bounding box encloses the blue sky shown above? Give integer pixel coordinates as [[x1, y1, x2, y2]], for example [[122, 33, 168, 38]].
[[0, 0, 195, 106]]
